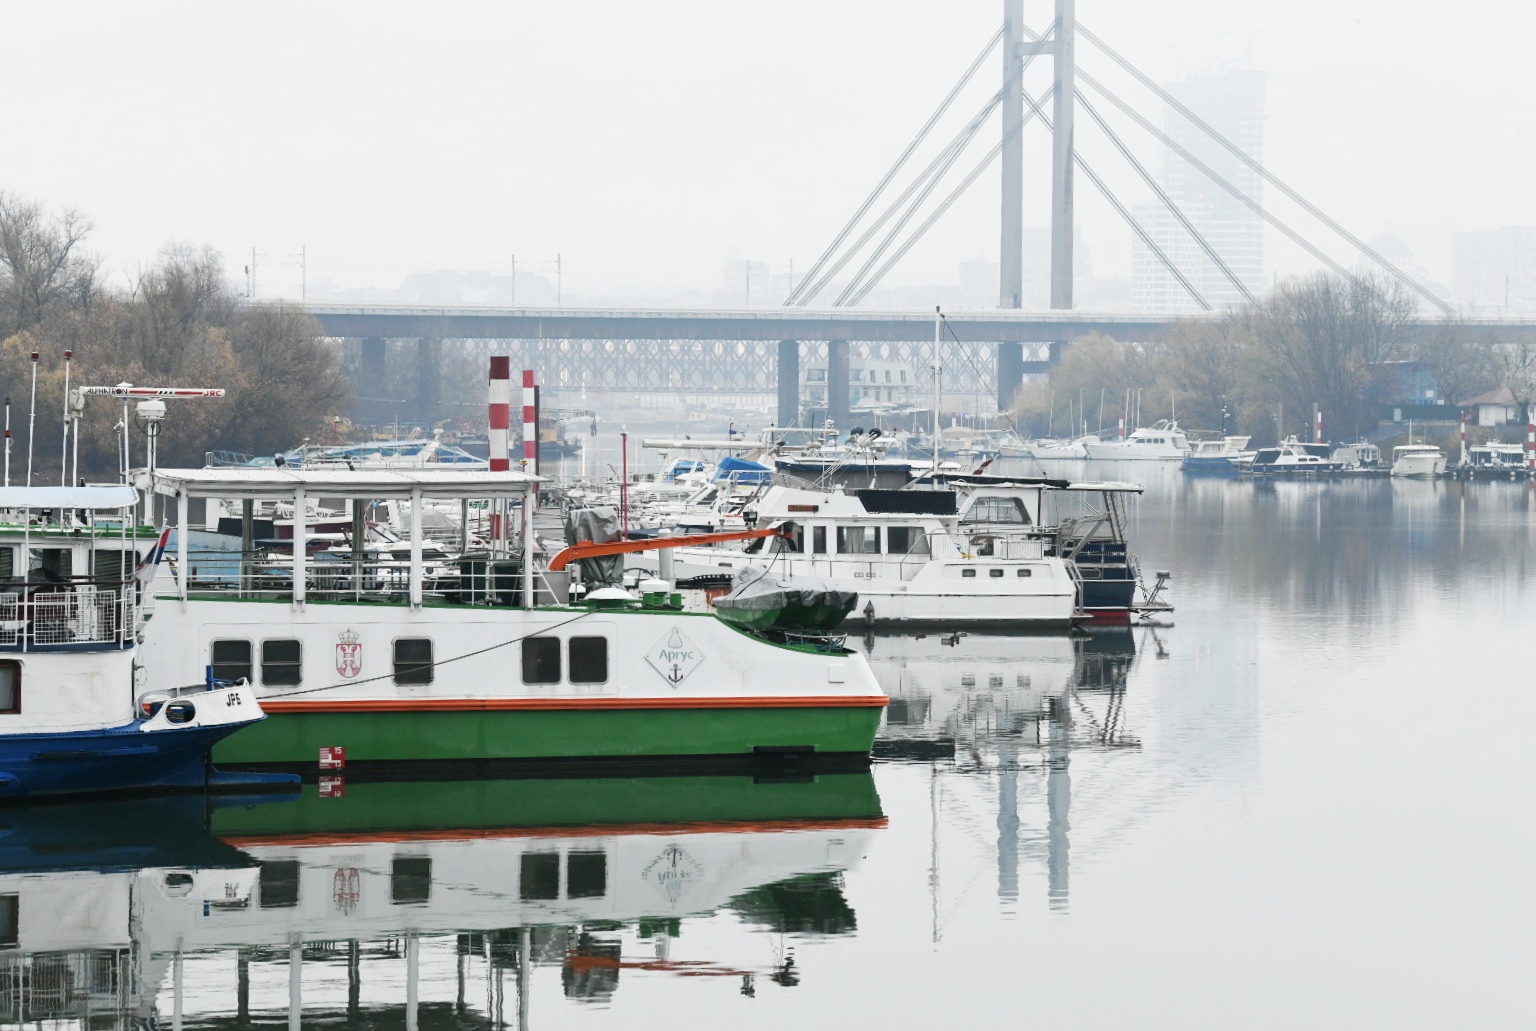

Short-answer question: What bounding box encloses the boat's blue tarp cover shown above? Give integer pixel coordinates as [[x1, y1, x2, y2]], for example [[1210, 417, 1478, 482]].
[[713, 456, 772, 483]]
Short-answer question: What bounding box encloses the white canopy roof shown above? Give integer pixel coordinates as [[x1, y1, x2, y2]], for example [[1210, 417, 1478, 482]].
[[0, 485, 138, 509], [142, 468, 537, 500]]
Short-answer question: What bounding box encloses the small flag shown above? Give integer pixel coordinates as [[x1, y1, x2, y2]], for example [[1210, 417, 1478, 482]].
[[136, 526, 173, 587]]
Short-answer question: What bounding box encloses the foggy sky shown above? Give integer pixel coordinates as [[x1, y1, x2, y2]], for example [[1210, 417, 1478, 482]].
[[6, 0, 1529, 305]]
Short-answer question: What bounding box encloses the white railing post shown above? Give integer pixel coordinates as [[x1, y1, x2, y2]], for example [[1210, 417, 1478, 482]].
[[177, 490, 189, 603], [293, 488, 307, 606], [409, 488, 423, 608]]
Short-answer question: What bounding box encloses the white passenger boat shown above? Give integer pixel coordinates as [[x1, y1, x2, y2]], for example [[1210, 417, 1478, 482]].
[[137, 468, 887, 769], [665, 485, 1080, 629], [1083, 421, 1190, 461], [1389, 444, 1447, 478]]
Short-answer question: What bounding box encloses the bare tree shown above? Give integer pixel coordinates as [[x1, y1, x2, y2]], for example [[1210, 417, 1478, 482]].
[[0, 192, 98, 337], [222, 304, 351, 457], [1156, 317, 1245, 432], [1235, 270, 1417, 440]]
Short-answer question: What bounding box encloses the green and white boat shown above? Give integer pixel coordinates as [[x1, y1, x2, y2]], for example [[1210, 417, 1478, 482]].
[[136, 468, 887, 769]]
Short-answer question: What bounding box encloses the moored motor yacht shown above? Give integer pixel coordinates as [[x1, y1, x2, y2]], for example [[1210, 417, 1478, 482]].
[[1243, 437, 1343, 476], [1389, 444, 1447, 478], [666, 485, 1081, 629], [1083, 420, 1190, 461]]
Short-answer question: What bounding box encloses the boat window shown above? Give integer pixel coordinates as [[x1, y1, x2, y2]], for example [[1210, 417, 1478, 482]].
[[27, 548, 71, 582], [812, 526, 827, 554], [989, 568, 1005, 578], [569, 637, 608, 684], [394, 638, 434, 685], [520, 853, 561, 900], [965, 498, 1030, 525], [211, 640, 253, 683], [0, 896, 15, 949], [962, 568, 977, 578], [567, 851, 607, 899], [0, 662, 18, 714], [887, 526, 929, 555], [836, 526, 880, 554], [780, 522, 803, 553], [1017, 568, 1032, 577], [390, 856, 432, 905], [259, 860, 300, 908], [522, 637, 562, 684], [0, 548, 12, 581], [261, 639, 302, 686]]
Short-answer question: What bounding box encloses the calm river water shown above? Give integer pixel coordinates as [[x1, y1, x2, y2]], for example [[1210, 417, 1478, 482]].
[[7, 462, 1535, 1029]]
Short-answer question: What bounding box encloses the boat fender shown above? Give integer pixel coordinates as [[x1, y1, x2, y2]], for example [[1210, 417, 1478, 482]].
[[863, 600, 875, 624]]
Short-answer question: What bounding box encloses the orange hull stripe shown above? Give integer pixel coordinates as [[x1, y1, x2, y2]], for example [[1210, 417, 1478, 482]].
[[222, 816, 889, 848], [260, 695, 888, 714]]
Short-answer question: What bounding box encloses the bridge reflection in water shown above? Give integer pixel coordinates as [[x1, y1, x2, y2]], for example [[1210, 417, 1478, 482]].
[[867, 628, 1142, 917]]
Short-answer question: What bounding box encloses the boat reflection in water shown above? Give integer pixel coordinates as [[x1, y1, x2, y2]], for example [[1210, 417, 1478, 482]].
[[0, 773, 883, 1028], [864, 628, 1142, 914]]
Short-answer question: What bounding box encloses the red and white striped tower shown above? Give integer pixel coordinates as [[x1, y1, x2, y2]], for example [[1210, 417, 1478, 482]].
[[1460, 410, 1467, 469], [488, 357, 511, 543], [1314, 407, 1322, 444], [1117, 414, 1125, 440], [488, 357, 511, 472], [522, 370, 537, 485]]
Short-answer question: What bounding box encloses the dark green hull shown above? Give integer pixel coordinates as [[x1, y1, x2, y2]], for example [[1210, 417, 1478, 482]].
[[212, 704, 883, 765]]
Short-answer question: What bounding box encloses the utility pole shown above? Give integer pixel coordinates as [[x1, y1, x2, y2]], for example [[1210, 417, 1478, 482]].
[[745, 261, 753, 306], [556, 253, 563, 305], [1050, 0, 1076, 310], [999, 0, 1024, 309], [511, 254, 517, 305]]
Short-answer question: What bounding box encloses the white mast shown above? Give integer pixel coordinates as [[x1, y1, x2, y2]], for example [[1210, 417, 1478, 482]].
[[932, 307, 942, 471]]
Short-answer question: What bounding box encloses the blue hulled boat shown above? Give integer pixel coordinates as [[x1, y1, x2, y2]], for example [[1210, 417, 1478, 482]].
[[0, 485, 275, 800]]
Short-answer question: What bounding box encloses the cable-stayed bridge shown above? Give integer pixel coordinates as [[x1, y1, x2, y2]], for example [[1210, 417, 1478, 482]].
[[314, 2, 1526, 425]]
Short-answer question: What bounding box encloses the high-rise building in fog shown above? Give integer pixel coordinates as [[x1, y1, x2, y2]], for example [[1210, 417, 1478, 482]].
[[1132, 69, 1266, 312], [1451, 227, 1536, 313]]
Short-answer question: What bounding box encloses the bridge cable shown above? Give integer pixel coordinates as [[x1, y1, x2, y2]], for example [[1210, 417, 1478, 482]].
[[799, 32, 1052, 306], [833, 96, 1007, 305], [785, 27, 1005, 306], [1068, 62, 1365, 290], [1015, 82, 1211, 311], [1075, 88, 1256, 304], [843, 86, 1056, 306], [849, 82, 1212, 312], [1074, 20, 1453, 315], [802, 94, 1001, 306]]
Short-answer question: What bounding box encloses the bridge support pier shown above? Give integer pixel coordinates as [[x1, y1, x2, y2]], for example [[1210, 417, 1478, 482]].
[[997, 342, 1025, 412], [359, 337, 387, 421], [415, 337, 441, 425], [827, 340, 850, 431], [777, 340, 800, 427]]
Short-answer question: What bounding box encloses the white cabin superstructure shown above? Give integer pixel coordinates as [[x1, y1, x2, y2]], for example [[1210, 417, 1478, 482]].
[[666, 485, 1079, 628]]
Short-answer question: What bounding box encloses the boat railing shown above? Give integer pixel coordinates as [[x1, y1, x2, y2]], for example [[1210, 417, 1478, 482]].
[[0, 578, 137, 650], [958, 531, 1047, 561]]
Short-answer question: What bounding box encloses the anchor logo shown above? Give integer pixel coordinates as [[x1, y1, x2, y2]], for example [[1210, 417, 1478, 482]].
[[646, 626, 704, 686]]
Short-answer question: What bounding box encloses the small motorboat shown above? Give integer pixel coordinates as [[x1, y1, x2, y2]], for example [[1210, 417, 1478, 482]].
[[710, 566, 858, 635]]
